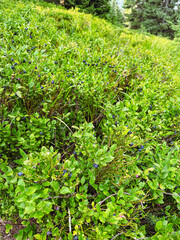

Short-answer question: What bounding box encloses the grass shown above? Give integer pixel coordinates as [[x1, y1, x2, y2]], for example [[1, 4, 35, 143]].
[[0, 0, 180, 239]]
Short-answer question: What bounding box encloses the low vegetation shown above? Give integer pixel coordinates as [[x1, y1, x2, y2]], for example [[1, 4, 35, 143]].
[[0, 0, 179, 239]]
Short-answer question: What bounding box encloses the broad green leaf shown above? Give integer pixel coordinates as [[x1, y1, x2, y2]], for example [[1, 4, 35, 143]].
[[51, 181, 59, 192], [99, 215, 105, 223], [24, 204, 35, 214], [34, 211, 45, 219], [34, 234, 43, 240], [5, 224, 13, 234], [15, 193, 27, 203], [122, 107, 129, 111], [155, 221, 162, 231], [19, 149, 28, 160], [148, 179, 158, 190], [110, 144, 117, 152], [144, 168, 154, 175], [17, 179, 25, 191], [16, 91, 22, 98], [60, 186, 71, 194], [26, 186, 38, 195], [81, 176, 85, 185], [165, 182, 175, 189], [37, 201, 52, 214], [117, 188, 124, 198]]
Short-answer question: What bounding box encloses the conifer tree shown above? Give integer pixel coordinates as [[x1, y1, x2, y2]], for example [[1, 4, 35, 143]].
[[123, 0, 180, 38], [109, 0, 124, 25], [62, 0, 111, 18]]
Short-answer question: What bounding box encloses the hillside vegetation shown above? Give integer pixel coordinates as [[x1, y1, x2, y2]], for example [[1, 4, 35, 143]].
[[0, 0, 180, 239]]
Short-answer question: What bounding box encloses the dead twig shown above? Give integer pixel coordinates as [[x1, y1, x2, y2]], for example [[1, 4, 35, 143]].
[[97, 192, 131, 207], [68, 208, 71, 233], [111, 232, 124, 240]]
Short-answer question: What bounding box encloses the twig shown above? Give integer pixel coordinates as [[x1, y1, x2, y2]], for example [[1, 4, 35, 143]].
[[97, 192, 131, 206], [60, 143, 75, 159], [42, 193, 77, 201], [140, 201, 144, 208], [98, 193, 118, 206], [133, 238, 148, 240], [162, 191, 179, 197], [42, 193, 99, 201], [111, 232, 124, 240], [87, 193, 99, 198], [54, 117, 73, 133], [68, 208, 71, 233]]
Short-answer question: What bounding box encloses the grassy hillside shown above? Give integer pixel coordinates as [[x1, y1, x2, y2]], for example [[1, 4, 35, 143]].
[[0, 0, 180, 239]]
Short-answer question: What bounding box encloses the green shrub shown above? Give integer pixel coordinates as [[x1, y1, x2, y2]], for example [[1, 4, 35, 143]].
[[0, 0, 179, 239]]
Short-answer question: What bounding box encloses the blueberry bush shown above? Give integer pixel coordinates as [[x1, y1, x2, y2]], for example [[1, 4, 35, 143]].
[[0, 0, 180, 239]]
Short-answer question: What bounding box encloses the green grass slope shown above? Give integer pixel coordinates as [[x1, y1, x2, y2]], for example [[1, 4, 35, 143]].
[[0, 0, 180, 239]]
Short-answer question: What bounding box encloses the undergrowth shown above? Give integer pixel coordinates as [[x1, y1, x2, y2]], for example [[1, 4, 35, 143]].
[[0, 0, 180, 239]]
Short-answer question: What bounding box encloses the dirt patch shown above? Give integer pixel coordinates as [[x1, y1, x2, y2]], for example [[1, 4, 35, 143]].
[[0, 218, 42, 239], [0, 218, 23, 239]]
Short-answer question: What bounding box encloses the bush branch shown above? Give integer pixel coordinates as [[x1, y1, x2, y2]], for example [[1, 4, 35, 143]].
[[111, 232, 124, 240]]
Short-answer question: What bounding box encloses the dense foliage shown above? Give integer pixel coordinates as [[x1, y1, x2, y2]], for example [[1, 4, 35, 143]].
[[123, 0, 180, 39], [46, 0, 111, 19], [108, 0, 124, 25], [0, 0, 180, 239]]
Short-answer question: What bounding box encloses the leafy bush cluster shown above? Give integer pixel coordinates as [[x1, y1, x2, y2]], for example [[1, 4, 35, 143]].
[[0, 0, 180, 239]]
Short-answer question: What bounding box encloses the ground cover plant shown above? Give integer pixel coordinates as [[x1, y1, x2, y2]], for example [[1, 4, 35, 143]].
[[0, 0, 180, 239]]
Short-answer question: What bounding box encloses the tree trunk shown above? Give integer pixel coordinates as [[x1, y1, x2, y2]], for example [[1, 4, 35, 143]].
[[60, 0, 65, 6]]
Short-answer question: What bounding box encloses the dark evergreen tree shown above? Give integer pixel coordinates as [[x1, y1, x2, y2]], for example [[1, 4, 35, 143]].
[[61, 0, 111, 18], [64, 0, 76, 9], [123, 0, 142, 28], [91, 0, 111, 18], [123, 0, 180, 38], [109, 0, 124, 25]]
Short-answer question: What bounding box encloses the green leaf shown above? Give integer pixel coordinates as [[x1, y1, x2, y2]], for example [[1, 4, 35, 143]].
[[117, 188, 124, 198], [60, 186, 71, 194], [165, 182, 175, 189], [155, 221, 162, 231], [5, 224, 13, 234], [76, 193, 82, 200], [144, 167, 154, 175], [110, 144, 117, 152], [24, 202, 36, 214], [0, 87, 4, 94], [51, 181, 59, 192], [81, 176, 85, 185], [172, 193, 180, 203], [99, 215, 106, 223], [15, 193, 27, 203], [42, 181, 51, 187], [17, 179, 25, 191], [96, 203, 101, 213], [68, 232, 73, 240], [19, 149, 28, 160], [37, 201, 52, 214], [34, 234, 43, 240], [107, 202, 114, 211], [72, 126, 79, 130], [26, 186, 38, 195], [148, 179, 158, 190], [16, 91, 22, 98], [122, 107, 129, 111], [89, 170, 96, 185], [34, 211, 45, 219]]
